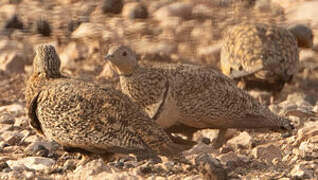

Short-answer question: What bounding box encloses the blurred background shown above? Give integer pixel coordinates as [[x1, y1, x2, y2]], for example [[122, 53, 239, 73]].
[[0, 0, 317, 106], [1, 1, 318, 179]]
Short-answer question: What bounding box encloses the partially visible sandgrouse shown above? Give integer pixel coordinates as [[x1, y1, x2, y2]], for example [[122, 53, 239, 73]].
[[25, 44, 188, 160], [220, 23, 313, 102], [104, 45, 293, 146]]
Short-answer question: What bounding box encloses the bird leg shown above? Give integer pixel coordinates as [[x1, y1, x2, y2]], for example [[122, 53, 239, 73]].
[[211, 129, 228, 148]]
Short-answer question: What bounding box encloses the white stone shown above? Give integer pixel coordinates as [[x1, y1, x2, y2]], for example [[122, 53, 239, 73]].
[[227, 131, 252, 149], [7, 157, 55, 171]]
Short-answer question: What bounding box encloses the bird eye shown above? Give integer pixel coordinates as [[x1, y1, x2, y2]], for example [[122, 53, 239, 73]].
[[122, 51, 127, 56]]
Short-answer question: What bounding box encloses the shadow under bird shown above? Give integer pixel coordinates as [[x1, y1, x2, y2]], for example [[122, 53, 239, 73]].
[[25, 44, 189, 160], [220, 23, 314, 102], [104, 45, 294, 146]]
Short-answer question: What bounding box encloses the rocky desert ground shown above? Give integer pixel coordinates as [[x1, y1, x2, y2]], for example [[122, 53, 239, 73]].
[[1, 0, 318, 179]]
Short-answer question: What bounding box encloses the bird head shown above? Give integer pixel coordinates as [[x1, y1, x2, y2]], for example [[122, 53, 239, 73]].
[[33, 44, 61, 78], [288, 24, 314, 49], [104, 45, 138, 76]]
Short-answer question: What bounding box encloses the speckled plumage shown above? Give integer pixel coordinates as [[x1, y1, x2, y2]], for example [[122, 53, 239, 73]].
[[25, 44, 187, 159], [220, 23, 313, 97], [105, 45, 292, 134]]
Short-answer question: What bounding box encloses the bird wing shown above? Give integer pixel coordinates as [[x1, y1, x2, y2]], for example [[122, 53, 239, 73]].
[[123, 68, 169, 119]]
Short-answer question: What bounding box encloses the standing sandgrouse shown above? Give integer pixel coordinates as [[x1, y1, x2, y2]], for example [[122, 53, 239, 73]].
[[25, 44, 188, 160], [104, 45, 293, 145], [220, 23, 313, 102]]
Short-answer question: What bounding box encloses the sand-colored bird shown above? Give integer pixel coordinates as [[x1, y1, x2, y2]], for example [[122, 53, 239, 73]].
[[105, 45, 293, 146], [25, 44, 188, 160], [220, 23, 313, 102]]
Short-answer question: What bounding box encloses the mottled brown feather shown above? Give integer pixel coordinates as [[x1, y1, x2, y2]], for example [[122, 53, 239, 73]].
[[25, 44, 189, 159], [220, 23, 313, 95], [105, 45, 293, 133]]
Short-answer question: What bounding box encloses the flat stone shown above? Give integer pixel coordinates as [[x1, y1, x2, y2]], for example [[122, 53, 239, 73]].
[[7, 157, 55, 171], [227, 131, 252, 149]]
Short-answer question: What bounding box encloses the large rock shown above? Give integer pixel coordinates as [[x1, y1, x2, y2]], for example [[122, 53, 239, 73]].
[[153, 2, 193, 20]]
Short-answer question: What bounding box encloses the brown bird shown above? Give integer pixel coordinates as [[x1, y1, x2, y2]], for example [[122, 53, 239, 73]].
[[220, 23, 314, 102], [25, 44, 188, 160], [104, 45, 293, 147]]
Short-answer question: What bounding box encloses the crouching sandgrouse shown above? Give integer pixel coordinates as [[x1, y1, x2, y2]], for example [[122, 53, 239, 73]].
[[220, 23, 313, 103], [105, 45, 293, 147], [25, 44, 189, 160]]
